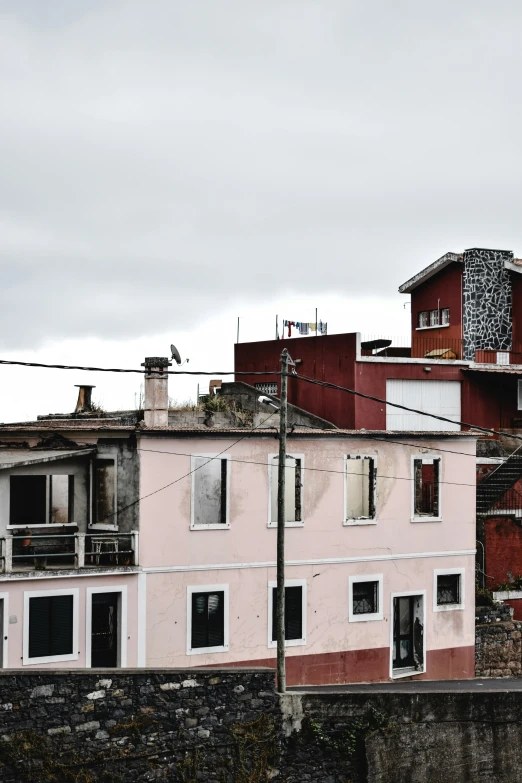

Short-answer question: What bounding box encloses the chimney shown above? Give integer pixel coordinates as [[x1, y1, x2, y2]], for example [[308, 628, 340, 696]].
[[141, 357, 172, 427], [75, 385, 95, 413]]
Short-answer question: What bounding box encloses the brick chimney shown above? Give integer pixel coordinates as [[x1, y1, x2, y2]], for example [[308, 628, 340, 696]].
[[141, 357, 172, 427]]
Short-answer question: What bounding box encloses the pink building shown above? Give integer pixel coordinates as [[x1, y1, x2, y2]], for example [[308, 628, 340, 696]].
[[0, 363, 477, 684]]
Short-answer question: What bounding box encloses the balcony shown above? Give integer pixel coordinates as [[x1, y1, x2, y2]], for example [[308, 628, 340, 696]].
[[0, 531, 139, 573], [362, 334, 522, 365]]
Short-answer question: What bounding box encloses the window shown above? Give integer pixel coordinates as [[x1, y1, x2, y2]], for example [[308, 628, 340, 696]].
[[434, 569, 464, 611], [518, 379, 522, 411], [86, 586, 128, 668], [413, 457, 441, 519], [496, 352, 510, 365], [430, 309, 439, 326], [10, 475, 74, 526], [92, 459, 116, 527], [441, 308, 450, 325], [349, 575, 383, 622], [268, 454, 303, 526], [255, 382, 278, 396], [191, 455, 230, 528], [418, 311, 429, 328], [23, 589, 79, 664], [187, 585, 229, 654], [268, 580, 306, 647], [344, 456, 376, 523]]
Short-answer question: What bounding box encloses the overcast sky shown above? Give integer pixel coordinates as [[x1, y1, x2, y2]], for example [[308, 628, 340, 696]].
[[1, 0, 522, 420]]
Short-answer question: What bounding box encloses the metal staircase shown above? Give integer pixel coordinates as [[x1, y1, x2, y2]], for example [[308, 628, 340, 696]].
[[477, 452, 522, 516]]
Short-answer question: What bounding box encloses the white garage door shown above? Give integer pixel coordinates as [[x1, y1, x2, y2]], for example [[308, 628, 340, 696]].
[[386, 379, 461, 431]]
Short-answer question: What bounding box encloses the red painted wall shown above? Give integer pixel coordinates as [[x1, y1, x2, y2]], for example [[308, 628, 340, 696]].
[[235, 333, 358, 428], [410, 263, 463, 358], [485, 517, 522, 589]]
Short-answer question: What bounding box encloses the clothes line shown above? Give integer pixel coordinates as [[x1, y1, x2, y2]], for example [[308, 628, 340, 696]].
[[282, 320, 327, 337]]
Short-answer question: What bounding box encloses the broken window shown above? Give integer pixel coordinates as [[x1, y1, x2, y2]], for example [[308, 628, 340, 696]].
[[93, 459, 116, 525], [413, 458, 440, 518], [190, 590, 225, 650], [270, 455, 303, 525], [352, 581, 379, 615], [437, 573, 461, 606], [345, 456, 376, 521], [192, 456, 228, 527], [10, 475, 74, 526], [271, 585, 304, 643]]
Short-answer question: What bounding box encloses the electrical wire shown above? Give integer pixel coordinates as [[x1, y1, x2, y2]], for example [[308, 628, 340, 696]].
[[0, 359, 280, 377]]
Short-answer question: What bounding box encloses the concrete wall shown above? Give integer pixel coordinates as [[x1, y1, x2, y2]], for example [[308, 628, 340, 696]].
[[138, 433, 476, 683]]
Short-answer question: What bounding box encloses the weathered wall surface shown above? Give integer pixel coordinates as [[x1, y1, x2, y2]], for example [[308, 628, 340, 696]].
[[475, 616, 522, 677]]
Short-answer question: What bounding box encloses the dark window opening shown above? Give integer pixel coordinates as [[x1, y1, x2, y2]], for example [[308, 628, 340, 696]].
[[271, 456, 303, 524], [271, 585, 303, 642], [10, 475, 73, 526], [437, 574, 461, 605], [352, 581, 379, 615], [28, 595, 74, 659], [191, 591, 225, 649], [346, 457, 376, 519], [193, 458, 228, 526], [392, 595, 424, 671], [414, 459, 440, 517], [93, 459, 116, 524]]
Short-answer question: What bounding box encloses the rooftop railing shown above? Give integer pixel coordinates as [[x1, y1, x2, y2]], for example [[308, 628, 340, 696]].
[[361, 334, 522, 365]]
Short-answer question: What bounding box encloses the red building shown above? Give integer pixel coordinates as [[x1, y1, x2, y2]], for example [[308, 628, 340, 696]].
[[235, 248, 522, 437]]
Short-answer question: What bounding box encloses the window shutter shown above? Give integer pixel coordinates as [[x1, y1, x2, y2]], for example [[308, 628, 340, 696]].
[[220, 460, 227, 525], [432, 459, 440, 517], [518, 380, 522, 411], [206, 593, 224, 648], [285, 587, 303, 641], [28, 595, 73, 659], [50, 595, 74, 656], [191, 594, 209, 649], [28, 597, 52, 659]]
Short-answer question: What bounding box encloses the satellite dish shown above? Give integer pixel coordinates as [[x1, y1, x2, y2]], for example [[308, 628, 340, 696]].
[[170, 344, 182, 365]]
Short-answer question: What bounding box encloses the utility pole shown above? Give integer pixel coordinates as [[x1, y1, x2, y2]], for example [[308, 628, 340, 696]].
[[276, 347, 291, 693]]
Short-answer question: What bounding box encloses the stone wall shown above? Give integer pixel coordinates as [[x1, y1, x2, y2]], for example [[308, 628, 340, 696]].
[[475, 612, 522, 678], [0, 668, 280, 782]]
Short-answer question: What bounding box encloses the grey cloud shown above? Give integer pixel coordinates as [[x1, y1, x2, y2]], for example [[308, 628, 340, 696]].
[[1, 0, 522, 348]]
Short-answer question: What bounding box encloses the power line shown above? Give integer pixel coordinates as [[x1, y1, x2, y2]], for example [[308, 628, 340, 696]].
[[0, 359, 279, 377], [137, 448, 478, 488]]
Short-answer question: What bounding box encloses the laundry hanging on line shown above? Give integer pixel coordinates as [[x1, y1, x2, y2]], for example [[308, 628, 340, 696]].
[[283, 320, 327, 336]]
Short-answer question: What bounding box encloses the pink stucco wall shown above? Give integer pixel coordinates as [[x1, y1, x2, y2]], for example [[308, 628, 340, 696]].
[[138, 433, 476, 679]]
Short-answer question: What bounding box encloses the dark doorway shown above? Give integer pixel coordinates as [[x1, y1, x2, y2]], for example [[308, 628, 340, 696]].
[[91, 593, 119, 667], [393, 594, 426, 672]]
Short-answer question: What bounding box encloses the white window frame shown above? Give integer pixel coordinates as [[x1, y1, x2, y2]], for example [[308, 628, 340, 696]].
[[89, 457, 118, 532], [85, 585, 128, 668], [267, 453, 305, 527], [411, 455, 442, 523], [433, 568, 465, 612], [343, 454, 377, 525], [190, 454, 231, 530], [441, 308, 450, 325], [186, 584, 229, 655], [7, 474, 75, 529], [349, 574, 383, 622], [389, 589, 426, 679], [418, 311, 429, 328], [267, 578, 307, 648], [23, 588, 79, 666], [0, 593, 9, 668], [496, 351, 510, 366]]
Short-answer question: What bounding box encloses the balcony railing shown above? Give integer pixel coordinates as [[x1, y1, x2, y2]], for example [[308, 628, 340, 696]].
[[361, 334, 522, 364], [1, 532, 139, 573]]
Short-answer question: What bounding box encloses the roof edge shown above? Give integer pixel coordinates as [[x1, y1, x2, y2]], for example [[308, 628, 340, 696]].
[[399, 252, 462, 294]]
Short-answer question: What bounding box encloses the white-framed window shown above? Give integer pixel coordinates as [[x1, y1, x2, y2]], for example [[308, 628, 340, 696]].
[[496, 352, 510, 366], [433, 568, 464, 612], [186, 585, 229, 655], [518, 380, 522, 411], [412, 456, 441, 521], [9, 475, 74, 527], [267, 453, 304, 527], [349, 574, 383, 622], [418, 311, 429, 328], [0, 593, 9, 669], [85, 585, 128, 668], [23, 588, 79, 665], [441, 308, 450, 325], [344, 455, 377, 524], [90, 458, 117, 530], [430, 309, 439, 327], [267, 579, 307, 648], [191, 455, 230, 529]]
